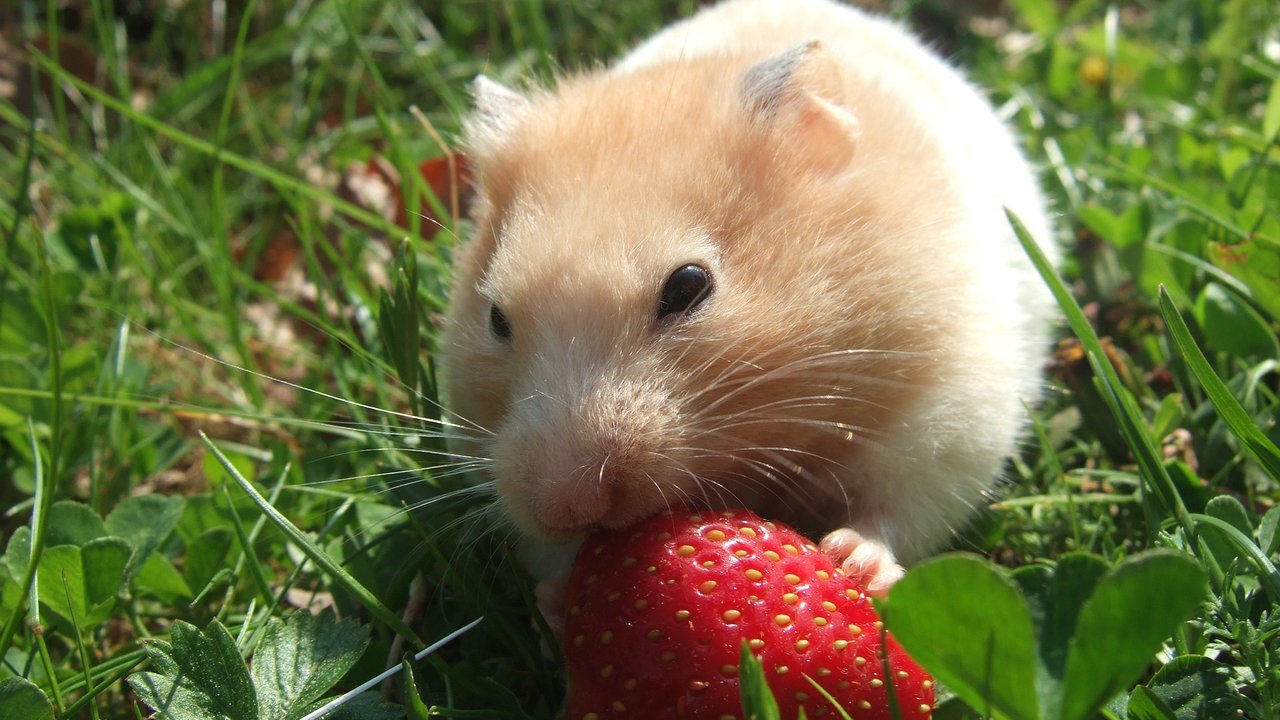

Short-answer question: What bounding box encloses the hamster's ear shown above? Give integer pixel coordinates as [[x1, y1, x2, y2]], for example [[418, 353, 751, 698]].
[[739, 42, 860, 176], [467, 75, 532, 148]]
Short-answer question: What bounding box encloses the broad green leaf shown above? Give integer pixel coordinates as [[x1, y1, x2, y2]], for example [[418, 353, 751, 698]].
[[739, 641, 782, 720], [1200, 495, 1253, 577], [183, 527, 236, 595], [1205, 495, 1253, 537], [1208, 240, 1280, 321], [106, 494, 187, 581], [46, 500, 107, 547], [1159, 288, 1280, 481], [1258, 506, 1280, 555], [1059, 552, 1207, 720], [0, 564, 19, 621], [1192, 283, 1279, 358], [882, 554, 1039, 720], [0, 677, 54, 720], [37, 538, 131, 628], [128, 620, 258, 720], [1143, 655, 1250, 719], [1012, 554, 1110, 720], [2, 526, 31, 583], [251, 610, 370, 720], [133, 552, 193, 604], [1126, 686, 1178, 720], [1009, 0, 1059, 35]]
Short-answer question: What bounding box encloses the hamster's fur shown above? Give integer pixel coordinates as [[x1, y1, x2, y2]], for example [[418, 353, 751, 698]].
[[441, 0, 1057, 587]]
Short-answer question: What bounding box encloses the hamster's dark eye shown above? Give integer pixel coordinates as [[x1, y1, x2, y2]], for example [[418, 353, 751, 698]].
[[658, 264, 713, 319], [489, 304, 512, 341]]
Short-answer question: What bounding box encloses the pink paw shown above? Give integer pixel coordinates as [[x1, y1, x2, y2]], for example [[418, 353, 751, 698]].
[[819, 528, 904, 597]]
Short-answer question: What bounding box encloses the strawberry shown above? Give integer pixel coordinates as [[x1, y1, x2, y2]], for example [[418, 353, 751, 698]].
[[562, 509, 933, 719]]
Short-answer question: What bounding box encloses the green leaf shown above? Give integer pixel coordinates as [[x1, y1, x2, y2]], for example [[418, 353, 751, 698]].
[[1200, 496, 1256, 580], [1059, 552, 1207, 720], [882, 554, 1039, 720], [105, 494, 187, 581], [0, 563, 19, 621], [0, 677, 54, 720], [1143, 655, 1250, 719], [37, 538, 131, 627], [1012, 553, 1110, 720], [1159, 287, 1280, 481], [739, 641, 782, 720], [251, 610, 370, 720], [1192, 283, 1279, 358], [128, 620, 258, 720], [46, 500, 107, 547], [1208, 239, 1280, 321], [2, 526, 31, 581], [1258, 505, 1280, 555], [183, 527, 236, 595], [1126, 686, 1178, 720], [133, 552, 193, 604], [1009, 0, 1059, 35]]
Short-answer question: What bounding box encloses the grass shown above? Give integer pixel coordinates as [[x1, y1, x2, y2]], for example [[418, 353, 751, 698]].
[[0, 0, 1278, 718]]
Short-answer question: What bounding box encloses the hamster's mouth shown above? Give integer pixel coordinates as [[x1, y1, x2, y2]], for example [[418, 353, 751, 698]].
[[533, 500, 710, 542]]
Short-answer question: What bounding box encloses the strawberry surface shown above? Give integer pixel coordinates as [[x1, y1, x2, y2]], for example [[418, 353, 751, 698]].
[[562, 509, 934, 719]]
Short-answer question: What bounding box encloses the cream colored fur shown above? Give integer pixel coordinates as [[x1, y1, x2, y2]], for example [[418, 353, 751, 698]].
[[440, 0, 1058, 582]]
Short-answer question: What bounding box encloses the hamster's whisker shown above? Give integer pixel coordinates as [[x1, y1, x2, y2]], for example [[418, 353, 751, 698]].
[[689, 392, 888, 441], [680, 331, 807, 406], [690, 347, 918, 418], [303, 420, 491, 443], [679, 434, 848, 522], [135, 322, 495, 437], [710, 417, 888, 445], [309, 446, 491, 465]]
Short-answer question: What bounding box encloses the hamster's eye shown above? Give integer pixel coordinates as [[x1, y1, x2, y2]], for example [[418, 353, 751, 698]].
[[489, 304, 512, 341], [658, 264, 713, 319]]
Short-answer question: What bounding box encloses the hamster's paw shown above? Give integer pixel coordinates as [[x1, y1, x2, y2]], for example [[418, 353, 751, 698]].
[[534, 577, 567, 645], [819, 528, 905, 597]]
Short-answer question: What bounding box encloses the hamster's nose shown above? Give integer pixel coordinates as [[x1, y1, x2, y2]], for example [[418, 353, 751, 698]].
[[537, 473, 613, 533]]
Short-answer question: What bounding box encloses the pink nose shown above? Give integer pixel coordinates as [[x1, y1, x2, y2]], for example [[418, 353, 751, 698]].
[[537, 474, 613, 532]]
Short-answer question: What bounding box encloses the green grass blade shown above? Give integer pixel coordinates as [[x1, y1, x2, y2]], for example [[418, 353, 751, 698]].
[[199, 432, 426, 648], [25, 49, 416, 246], [1007, 209, 1194, 537], [1157, 287, 1280, 480], [220, 485, 276, 611]]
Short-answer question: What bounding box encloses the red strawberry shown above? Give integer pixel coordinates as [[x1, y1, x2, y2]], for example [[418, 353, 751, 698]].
[[562, 509, 933, 719]]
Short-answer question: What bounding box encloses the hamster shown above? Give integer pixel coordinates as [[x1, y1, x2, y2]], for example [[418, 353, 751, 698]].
[[440, 0, 1058, 595]]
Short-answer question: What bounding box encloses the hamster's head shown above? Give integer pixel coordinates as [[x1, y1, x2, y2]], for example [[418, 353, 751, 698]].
[[441, 44, 944, 544]]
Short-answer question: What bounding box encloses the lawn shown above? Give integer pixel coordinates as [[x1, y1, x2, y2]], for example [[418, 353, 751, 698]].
[[0, 0, 1277, 718]]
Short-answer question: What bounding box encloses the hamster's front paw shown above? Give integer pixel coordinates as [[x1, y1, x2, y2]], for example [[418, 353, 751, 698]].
[[534, 577, 568, 644], [819, 528, 905, 597]]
